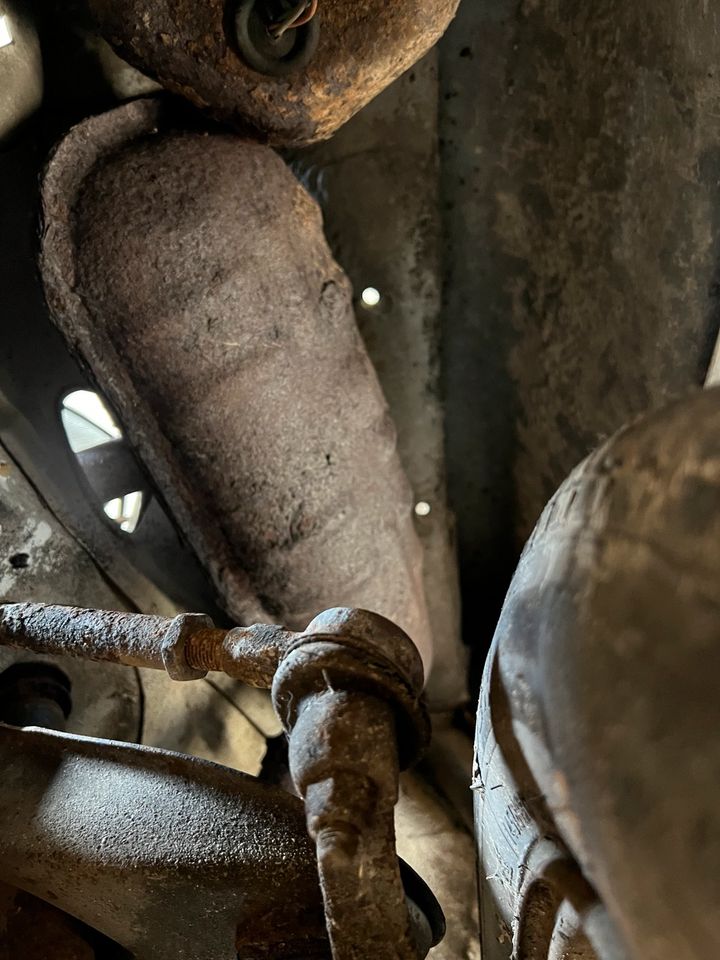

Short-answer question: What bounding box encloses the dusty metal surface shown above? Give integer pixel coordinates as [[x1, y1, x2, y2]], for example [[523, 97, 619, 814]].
[[0, 722, 443, 958], [0, 0, 42, 143], [0, 132, 224, 620], [0, 724, 329, 960], [0, 440, 130, 615], [291, 52, 466, 708], [0, 602, 439, 958], [439, 0, 720, 658], [85, 0, 459, 145], [0, 432, 275, 771], [474, 387, 720, 959], [0, 438, 143, 741], [41, 97, 434, 674]]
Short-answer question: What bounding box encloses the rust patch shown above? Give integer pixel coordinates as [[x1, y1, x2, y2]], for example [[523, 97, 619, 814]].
[[85, 0, 460, 145]]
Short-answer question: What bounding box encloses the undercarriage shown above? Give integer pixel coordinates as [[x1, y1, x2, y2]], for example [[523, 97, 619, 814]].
[[1, 1, 719, 957]]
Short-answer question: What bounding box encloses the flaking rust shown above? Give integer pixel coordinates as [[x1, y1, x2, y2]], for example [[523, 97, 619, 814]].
[[84, 0, 460, 145], [0, 600, 441, 958]]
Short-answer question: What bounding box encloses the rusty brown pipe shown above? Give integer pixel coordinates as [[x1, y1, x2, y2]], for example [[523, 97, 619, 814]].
[[273, 609, 432, 959], [292, 694, 423, 960], [0, 601, 295, 685]]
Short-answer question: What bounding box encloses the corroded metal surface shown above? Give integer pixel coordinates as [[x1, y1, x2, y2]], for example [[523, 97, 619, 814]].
[[474, 388, 720, 959], [0, 599, 437, 958], [85, 0, 459, 145], [0, 724, 328, 960], [0, 438, 142, 741], [40, 97, 434, 675], [0, 603, 186, 670], [273, 608, 433, 960], [0, 601, 296, 686]]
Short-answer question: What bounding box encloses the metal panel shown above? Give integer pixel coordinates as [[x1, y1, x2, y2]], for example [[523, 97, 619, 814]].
[[439, 0, 720, 656], [292, 54, 467, 707]]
